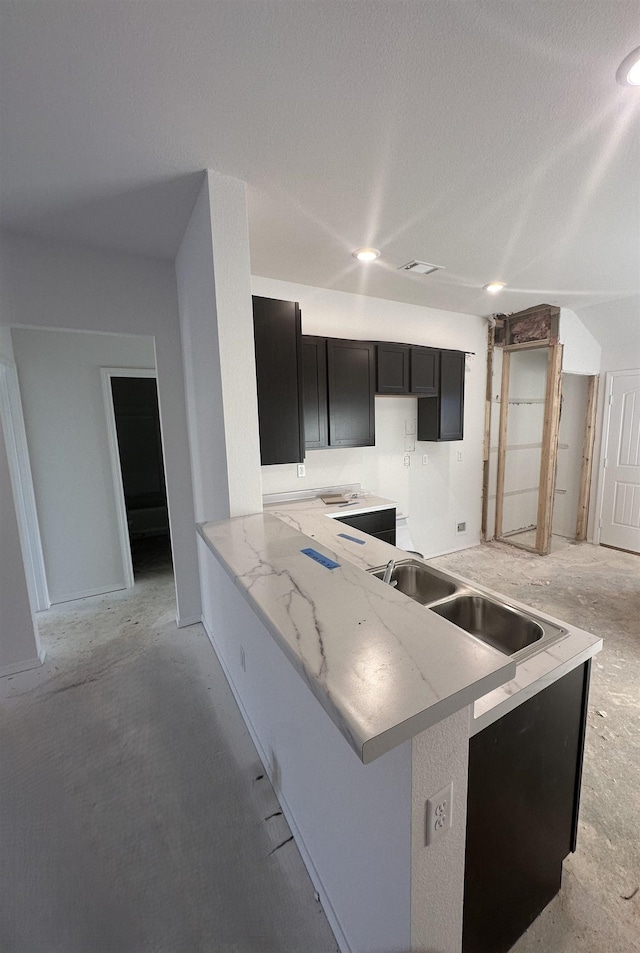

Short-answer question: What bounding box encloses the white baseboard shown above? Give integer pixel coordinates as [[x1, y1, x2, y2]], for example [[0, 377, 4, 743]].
[[200, 617, 351, 953], [49, 583, 128, 605], [0, 653, 45, 678], [176, 614, 203, 628]]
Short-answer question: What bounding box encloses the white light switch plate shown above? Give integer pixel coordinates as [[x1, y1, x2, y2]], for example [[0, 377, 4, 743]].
[[405, 418, 416, 435], [404, 436, 416, 452]]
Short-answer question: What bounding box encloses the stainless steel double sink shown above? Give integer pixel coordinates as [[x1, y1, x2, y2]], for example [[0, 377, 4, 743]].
[[368, 559, 566, 662]]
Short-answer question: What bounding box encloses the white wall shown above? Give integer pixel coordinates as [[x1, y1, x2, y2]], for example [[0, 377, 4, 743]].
[[201, 542, 409, 953], [11, 328, 155, 603], [0, 231, 200, 624], [176, 179, 230, 524], [560, 308, 602, 374], [252, 276, 487, 559], [576, 295, 640, 374], [502, 348, 547, 535], [176, 171, 262, 524], [553, 374, 589, 539]]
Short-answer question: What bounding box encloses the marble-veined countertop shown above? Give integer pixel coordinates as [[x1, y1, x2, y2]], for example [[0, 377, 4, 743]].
[[198, 495, 602, 761]]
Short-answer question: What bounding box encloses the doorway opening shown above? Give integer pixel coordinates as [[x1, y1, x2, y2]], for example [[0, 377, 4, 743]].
[[102, 369, 172, 584], [483, 305, 599, 555]]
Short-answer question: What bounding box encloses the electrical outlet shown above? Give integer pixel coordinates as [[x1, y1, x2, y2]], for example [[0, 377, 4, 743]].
[[403, 454, 411, 467], [457, 449, 463, 462], [426, 782, 453, 845], [422, 454, 429, 466], [456, 520, 467, 535], [297, 463, 306, 478]]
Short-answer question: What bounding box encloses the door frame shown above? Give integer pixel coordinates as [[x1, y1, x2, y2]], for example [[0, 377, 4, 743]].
[[593, 368, 640, 547], [101, 367, 158, 590], [0, 357, 51, 610]]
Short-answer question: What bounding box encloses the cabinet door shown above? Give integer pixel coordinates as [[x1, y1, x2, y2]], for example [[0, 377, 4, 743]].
[[302, 336, 328, 449], [463, 662, 590, 953], [253, 296, 304, 465], [377, 343, 409, 394], [439, 350, 465, 440], [410, 346, 439, 395], [327, 340, 375, 447], [416, 350, 465, 441]]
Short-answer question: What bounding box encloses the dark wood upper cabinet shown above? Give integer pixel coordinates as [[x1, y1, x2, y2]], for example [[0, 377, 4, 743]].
[[410, 346, 439, 395], [376, 343, 440, 396], [302, 336, 328, 449], [376, 343, 410, 394], [252, 296, 304, 465], [326, 339, 376, 448], [417, 350, 465, 441], [302, 336, 375, 450]]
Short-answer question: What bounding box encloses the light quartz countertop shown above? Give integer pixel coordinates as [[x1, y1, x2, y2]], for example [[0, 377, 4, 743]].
[[198, 495, 602, 762]]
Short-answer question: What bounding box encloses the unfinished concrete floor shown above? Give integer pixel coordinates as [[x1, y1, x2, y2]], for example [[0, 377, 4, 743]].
[[0, 537, 337, 953], [1, 536, 638, 952]]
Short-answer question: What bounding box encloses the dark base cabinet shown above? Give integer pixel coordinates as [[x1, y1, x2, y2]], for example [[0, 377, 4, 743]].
[[463, 662, 591, 953], [333, 507, 396, 545]]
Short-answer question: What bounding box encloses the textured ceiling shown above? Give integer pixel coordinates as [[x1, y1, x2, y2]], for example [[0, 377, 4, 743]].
[[1, 1, 639, 315]]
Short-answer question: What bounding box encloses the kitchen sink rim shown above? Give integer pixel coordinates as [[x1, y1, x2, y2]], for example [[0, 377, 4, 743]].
[[367, 559, 568, 663]]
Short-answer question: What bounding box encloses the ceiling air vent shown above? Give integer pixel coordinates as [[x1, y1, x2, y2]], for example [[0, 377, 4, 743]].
[[399, 260, 444, 276]]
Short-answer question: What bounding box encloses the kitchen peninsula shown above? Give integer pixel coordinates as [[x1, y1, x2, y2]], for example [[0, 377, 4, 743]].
[[197, 494, 602, 953]]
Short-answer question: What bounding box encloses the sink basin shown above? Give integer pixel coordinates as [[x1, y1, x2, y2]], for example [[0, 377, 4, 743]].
[[429, 594, 544, 656], [368, 558, 567, 662], [368, 559, 458, 605]]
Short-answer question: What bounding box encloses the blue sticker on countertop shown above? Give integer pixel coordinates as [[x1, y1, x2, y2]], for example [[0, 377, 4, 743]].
[[301, 548, 341, 570], [337, 533, 366, 545]]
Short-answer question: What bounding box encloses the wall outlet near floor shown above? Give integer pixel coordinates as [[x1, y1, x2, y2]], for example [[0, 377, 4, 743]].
[[426, 782, 453, 845], [297, 463, 306, 478]]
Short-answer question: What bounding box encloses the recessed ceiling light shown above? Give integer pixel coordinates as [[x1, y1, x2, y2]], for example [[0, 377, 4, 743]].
[[483, 281, 506, 294], [352, 247, 380, 262], [616, 46, 640, 86]]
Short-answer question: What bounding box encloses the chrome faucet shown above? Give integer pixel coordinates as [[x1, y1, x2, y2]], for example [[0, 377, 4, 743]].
[[382, 559, 397, 587]]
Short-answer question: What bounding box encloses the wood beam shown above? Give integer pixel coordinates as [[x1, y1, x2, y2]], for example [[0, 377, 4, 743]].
[[494, 349, 511, 540], [576, 375, 599, 541], [535, 343, 563, 554]]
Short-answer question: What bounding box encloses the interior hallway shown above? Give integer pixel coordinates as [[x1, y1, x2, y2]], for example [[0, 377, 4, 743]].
[[1, 538, 638, 952]]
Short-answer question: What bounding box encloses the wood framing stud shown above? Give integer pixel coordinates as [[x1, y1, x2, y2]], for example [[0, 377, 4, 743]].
[[576, 375, 599, 541], [481, 322, 495, 541], [535, 343, 564, 554], [494, 349, 511, 540]]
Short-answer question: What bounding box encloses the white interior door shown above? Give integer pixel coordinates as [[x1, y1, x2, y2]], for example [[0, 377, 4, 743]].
[[599, 371, 640, 554]]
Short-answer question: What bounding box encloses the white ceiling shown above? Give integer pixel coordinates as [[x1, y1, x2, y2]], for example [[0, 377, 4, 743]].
[[1, 1, 639, 316]]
